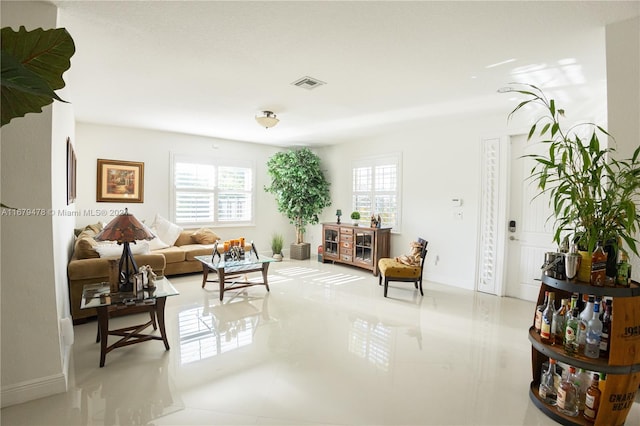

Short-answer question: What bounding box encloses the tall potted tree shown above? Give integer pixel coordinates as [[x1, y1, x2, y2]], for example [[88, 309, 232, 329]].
[[265, 148, 331, 260], [505, 83, 640, 280]]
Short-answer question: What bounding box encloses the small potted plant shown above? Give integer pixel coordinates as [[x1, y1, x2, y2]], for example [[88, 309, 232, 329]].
[[271, 233, 284, 261], [350, 211, 361, 226]]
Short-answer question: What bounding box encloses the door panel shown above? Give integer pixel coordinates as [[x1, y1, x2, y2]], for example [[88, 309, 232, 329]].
[[505, 135, 556, 301]]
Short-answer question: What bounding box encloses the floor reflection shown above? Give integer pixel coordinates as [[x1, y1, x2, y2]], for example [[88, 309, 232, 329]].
[[78, 354, 181, 425], [178, 291, 270, 364], [348, 316, 392, 371]]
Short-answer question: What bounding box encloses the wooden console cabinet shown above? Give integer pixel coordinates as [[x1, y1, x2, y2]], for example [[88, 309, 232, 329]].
[[321, 223, 391, 276]]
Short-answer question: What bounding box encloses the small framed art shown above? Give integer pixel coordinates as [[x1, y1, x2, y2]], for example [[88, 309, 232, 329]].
[[96, 159, 144, 203], [67, 138, 77, 205]]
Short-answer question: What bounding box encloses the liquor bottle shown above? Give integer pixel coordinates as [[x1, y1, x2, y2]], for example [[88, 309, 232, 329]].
[[600, 299, 612, 357], [564, 307, 580, 355], [585, 301, 603, 358], [577, 296, 595, 353], [564, 294, 579, 346], [598, 372, 606, 395], [538, 358, 560, 406], [557, 366, 579, 417], [535, 291, 549, 333], [540, 292, 556, 344], [583, 373, 602, 422], [573, 368, 590, 412], [580, 295, 595, 322], [617, 250, 631, 287], [553, 298, 569, 345], [590, 242, 607, 286]]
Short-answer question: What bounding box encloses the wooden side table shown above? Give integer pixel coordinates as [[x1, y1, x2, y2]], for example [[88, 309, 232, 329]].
[[81, 277, 179, 367]]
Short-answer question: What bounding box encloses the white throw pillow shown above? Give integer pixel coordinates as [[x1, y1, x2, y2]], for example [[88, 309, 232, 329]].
[[151, 214, 183, 246], [147, 235, 170, 251], [95, 241, 150, 258]]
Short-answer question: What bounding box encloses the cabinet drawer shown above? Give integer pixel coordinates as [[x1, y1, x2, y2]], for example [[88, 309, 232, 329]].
[[340, 234, 353, 243], [341, 242, 352, 250], [340, 227, 353, 235], [340, 254, 353, 262]]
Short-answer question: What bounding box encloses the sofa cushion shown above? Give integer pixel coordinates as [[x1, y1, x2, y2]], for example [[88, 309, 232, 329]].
[[191, 228, 220, 244], [151, 214, 183, 246], [74, 230, 100, 259], [174, 230, 195, 247], [155, 246, 186, 263]]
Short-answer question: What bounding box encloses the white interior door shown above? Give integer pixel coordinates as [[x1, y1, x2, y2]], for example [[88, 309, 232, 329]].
[[505, 135, 557, 301]]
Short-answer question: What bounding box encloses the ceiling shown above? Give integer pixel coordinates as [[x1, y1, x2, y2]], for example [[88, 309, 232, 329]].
[[52, 1, 640, 147]]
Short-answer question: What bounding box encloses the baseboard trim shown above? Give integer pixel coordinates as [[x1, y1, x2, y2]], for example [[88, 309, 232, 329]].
[[1, 372, 67, 408]]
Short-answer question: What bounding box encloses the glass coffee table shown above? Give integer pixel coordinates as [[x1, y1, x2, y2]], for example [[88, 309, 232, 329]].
[[80, 277, 179, 367], [195, 255, 274, 301]]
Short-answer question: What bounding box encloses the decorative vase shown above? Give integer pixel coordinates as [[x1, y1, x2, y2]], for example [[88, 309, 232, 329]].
[[273, 253, 283, 261], [577, 251, 592, 282]]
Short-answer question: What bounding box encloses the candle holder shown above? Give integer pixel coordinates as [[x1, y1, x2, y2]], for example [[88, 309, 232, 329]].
[[336, 209, 342, 224]]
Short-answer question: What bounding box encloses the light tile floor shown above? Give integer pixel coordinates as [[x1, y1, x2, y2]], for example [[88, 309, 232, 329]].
[[2, 259, 638, 425]]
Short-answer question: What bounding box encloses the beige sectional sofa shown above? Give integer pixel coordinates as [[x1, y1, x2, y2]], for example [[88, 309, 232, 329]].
[[68, 224, 220, 323]]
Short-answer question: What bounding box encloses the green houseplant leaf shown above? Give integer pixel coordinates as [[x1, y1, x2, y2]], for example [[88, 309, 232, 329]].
[[1, 26, 75, 127]]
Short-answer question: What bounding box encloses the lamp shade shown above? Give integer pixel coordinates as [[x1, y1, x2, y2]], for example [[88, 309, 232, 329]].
[[255, 111, 279, 128], [95, 208, 155, 243]]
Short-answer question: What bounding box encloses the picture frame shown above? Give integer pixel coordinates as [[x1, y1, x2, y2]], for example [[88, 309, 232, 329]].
[[66, 138, 77, 205], [132, 273, 144, 297], [96, 159, 144, 203]]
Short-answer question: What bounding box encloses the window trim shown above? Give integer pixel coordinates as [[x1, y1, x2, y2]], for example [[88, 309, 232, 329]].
[[351, 152, 402, 232], [170, 152, 256, 228]]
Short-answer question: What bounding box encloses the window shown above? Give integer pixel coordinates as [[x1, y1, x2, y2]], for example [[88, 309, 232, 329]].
[[352, 153, 401, 230], [171, 154, 254, 226]]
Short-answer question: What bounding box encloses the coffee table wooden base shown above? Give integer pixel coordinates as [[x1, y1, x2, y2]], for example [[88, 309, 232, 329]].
[[200, 262, 271, 301], [96, 297, 170, 367]]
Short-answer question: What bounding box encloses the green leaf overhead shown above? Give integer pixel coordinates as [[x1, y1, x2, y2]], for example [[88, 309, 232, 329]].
[[1, 26, 75, 126]]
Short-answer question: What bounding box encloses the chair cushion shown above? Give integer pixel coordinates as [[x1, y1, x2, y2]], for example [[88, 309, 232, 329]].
[[378, 258, 421, 279]]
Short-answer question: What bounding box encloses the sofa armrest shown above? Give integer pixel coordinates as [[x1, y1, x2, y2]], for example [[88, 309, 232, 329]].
[[68, 253, 166, 281]]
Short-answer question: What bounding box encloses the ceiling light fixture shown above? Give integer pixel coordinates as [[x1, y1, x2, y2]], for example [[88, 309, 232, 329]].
[[255, 111, 279, 129]]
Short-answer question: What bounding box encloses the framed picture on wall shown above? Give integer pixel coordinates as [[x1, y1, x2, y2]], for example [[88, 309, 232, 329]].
[[67, 138, 77, 205], [96, 159, 144, 203]]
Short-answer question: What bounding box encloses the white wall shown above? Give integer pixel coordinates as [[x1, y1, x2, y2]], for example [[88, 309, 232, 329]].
[[74, 123, 294, 254], [606, 17, 640, 280], [319, 110, 511, 290], [1, 0, 76, 407]]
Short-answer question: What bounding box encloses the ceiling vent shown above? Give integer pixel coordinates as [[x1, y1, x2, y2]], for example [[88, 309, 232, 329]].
[[291, 76, 326, 90]]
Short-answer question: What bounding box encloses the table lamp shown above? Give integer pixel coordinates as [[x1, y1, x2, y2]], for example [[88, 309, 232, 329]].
[[95, 208, 155, 292], [336, 209, 342, 224]]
